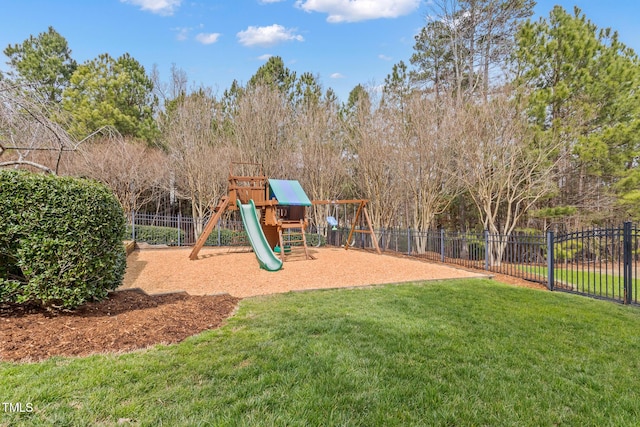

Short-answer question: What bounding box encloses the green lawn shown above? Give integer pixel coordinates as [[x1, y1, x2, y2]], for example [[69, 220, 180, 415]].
[[522, 265, 635, 299], [3, 279, 640, 426]]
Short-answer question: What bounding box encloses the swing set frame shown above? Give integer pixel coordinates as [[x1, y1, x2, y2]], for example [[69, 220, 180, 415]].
[[311, 199, 381, 254]]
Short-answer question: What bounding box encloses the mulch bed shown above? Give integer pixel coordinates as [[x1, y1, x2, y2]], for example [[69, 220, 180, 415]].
[[1, 289, 239, 363]]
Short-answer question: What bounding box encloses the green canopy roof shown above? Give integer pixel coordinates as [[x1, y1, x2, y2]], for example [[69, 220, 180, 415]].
[[268, 179, 312, 206]]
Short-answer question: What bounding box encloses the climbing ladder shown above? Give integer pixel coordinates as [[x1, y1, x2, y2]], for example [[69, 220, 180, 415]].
[[277, 220, 315, 261]]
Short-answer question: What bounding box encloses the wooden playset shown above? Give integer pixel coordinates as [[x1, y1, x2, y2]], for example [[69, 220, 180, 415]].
[[188, 163, 380, 270]]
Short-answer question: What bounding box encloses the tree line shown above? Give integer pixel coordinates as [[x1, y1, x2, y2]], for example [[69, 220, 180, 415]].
[[1, 1, 639, 242]]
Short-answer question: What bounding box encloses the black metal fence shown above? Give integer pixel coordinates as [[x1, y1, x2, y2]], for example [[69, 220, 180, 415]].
[[127, 212, 247, 247], [127, 212, 324, 248], [127, 212, 640, 305], [327, 226, 548, 284], [327, 223, 640, 305], [549, 223, 640, 304]]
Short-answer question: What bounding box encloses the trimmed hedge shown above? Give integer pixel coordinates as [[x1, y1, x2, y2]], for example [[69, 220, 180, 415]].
[[0, 170, 126, 309], [205, 228, 248, 246], [126, 225, 247, 246], [127, 224, 185, 246], [125, 223, 324, 247]]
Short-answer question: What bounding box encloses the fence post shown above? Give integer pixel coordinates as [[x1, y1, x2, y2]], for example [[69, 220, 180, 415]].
[[131, 211, 136, 241], [407, 227, 411, 256], [547, 230, 554, 291], [177, 212, 181, 247], [440, 229, 445, 263], [624, 221, 632, 304], [484, 230, 489, 271], [217, 220, 221, 246]]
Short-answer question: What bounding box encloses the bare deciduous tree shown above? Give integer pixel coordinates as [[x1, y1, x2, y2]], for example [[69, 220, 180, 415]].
[[400, 93, 460, 252], [231, 84, 296, 178], [348, 89, 403, 230], [294, 97, 349, 229], [450, 90, 557, 265], [68, 136, 168, 214], [160, 88, 232, 238]]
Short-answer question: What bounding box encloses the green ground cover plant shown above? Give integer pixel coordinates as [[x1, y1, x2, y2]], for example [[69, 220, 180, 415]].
[[3, 279, 640, 426]]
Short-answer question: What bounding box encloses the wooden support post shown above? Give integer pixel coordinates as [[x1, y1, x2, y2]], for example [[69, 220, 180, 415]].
[[344, 201, 380, 254], [345, 202, 364, 251], [189, 196, 230, 260], [278, 227, 285, 261], [362, 205, 381, 254], [299, 219, 315, 260]]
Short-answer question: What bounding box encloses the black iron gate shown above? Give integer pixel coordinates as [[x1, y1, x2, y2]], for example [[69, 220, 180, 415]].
[[548, 222, 640, 304]]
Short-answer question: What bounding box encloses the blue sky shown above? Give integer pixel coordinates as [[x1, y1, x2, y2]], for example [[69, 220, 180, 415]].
[[1, 0, 639, 103]]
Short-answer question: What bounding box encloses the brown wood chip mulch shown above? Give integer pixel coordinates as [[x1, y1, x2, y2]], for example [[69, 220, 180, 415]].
[[1, 289, 239, 363]]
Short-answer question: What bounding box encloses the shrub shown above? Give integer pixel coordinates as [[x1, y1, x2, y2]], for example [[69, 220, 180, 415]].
[[206, 228, 248, 246], [302, 232, 326, 247], [127, 224, 185, 245], [554, 240, 583, 263], [0, 170, 126, 309]]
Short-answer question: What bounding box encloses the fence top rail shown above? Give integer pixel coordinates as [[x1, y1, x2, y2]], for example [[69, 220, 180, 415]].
[[555, 227, 624, 243]]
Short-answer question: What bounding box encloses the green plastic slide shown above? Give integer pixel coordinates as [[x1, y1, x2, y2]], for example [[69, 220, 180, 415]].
[[236, 199, 283, 272]]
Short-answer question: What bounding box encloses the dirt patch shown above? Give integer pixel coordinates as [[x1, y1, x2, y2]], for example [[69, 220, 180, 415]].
[[486, 271, 548, 290], [2, 247, 544, 363]]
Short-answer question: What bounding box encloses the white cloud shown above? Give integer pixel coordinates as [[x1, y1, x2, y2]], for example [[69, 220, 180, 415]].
[[258, 54, 274, 60], [195, 33, 221, 45], [378, 54, 392, 61], [295, 0, 420, 23], [121, 0, 182, 16], [330, 72, 345, 79], [237, 24, 304, 47], [173, 26, 191, 41]]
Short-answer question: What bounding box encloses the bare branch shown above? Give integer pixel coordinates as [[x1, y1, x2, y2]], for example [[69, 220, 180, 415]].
[[0, 81, 82, 174], [76, 126, 121, 147], [0, 160, 54, 174]]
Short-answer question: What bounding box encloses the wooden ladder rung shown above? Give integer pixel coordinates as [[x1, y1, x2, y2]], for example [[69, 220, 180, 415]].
[[278, 220, 315, 260]]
